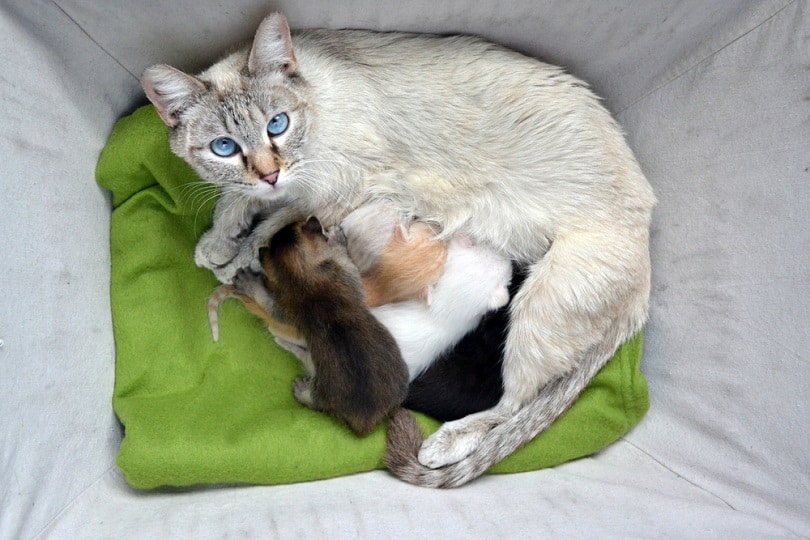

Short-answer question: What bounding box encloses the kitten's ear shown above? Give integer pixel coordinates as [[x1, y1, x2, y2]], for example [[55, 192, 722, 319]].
[[249, 13, 297, 75], [303, 216, 323, 235], [141, 65, 205, 128], [418, 285, 435, 306], [489, 285, 511, 310]]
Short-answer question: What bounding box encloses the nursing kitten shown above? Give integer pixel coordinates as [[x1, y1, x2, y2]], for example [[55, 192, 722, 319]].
[[404, 266, 527, 421], [142, 13, 655, 487], [340, 202, 447, 307], [371, 235, 512, 380], [257, 217, 408, 436]]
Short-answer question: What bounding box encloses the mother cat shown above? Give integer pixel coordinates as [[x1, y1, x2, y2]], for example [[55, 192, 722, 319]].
[[142, 13, 655, 488]]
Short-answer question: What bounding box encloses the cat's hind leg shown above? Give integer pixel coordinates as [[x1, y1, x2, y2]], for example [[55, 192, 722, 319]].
[[418, 229, 650, 469]]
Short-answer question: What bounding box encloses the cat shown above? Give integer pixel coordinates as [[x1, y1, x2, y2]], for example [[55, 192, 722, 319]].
[[141, 12, 656, 487], [370, 234, 512, 380], [253, 216, 409, 436]]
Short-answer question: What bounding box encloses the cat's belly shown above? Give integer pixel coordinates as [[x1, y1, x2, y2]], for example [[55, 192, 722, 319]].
[[416, 192, 553, 262], [361, 168, 557, 261]]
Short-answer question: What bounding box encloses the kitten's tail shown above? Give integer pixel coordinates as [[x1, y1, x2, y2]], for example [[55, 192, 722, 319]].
[[385, 339, 615, 488], [208, 285, 237, 342]]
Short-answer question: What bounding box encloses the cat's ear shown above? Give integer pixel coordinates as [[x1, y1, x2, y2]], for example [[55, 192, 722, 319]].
[[249, 13, 297, 76], [141, 65, 205, 128]]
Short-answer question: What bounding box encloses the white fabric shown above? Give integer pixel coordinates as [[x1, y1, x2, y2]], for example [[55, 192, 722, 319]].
[[1, 1, 808, 537]]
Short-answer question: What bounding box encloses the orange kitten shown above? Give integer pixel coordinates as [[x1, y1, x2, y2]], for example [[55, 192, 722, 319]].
[[362, 222, 447, 307]]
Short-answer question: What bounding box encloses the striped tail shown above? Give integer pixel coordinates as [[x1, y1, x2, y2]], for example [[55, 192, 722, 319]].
[[385, 337, 616, 488], [207, 285, 237, 342]]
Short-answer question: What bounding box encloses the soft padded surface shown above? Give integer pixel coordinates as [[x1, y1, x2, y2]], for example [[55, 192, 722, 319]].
[[97, 105, 649, 489], [4, 1, 808, 537]]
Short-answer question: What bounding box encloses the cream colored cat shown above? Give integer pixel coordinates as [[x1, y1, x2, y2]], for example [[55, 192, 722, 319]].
[[142, 13, 655, 488]]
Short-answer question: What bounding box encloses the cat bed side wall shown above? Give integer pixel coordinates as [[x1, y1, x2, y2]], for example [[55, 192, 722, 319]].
[[1, 1, 807, 538]]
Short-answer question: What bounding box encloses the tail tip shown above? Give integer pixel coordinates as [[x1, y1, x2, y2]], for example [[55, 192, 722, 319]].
[[384, 408, 424, 473]]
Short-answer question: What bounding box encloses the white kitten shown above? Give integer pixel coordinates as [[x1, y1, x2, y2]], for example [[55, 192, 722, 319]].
[[371, 236, 511, 380]]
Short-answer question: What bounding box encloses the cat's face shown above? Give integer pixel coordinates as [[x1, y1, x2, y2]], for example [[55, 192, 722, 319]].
[[176, 72, 310, 201], [141, 14, 311, 202]]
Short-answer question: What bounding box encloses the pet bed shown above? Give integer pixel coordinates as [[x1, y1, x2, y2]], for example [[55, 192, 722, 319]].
[[2, 1, 807, 537], [97, 105, 648, 489]]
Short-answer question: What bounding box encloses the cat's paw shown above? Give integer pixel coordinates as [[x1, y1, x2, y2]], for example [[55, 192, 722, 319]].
[[418, 425, 488, 469], [293, 377, 314, 407], [194, 231, 241, 273], [208, 245, 262, 284]]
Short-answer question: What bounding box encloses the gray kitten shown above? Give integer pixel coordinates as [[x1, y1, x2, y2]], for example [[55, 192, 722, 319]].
[[142, 13, 655, 488]]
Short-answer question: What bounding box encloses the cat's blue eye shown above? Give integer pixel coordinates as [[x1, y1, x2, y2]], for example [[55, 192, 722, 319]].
[[267, 113, 289, 137], [210, 137, 239, 157]]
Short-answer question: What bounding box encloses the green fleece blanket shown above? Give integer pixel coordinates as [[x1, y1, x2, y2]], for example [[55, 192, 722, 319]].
[[97, 105, 649, 490]]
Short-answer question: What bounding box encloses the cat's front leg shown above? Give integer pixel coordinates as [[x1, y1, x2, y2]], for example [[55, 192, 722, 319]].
[[195, 192, 265, 283], [214, 205, 304, 282]]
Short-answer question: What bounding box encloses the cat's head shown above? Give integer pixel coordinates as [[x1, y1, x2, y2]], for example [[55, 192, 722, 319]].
[[141, 14, 309, 202]]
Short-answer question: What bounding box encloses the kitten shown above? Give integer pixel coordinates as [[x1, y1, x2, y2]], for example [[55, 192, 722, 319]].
[[404, 265, 527, 422], [340, 202, 447, 307], [370, 235, 512, 380], [257, 216, 409, 436], [142, 13, 655, 487]]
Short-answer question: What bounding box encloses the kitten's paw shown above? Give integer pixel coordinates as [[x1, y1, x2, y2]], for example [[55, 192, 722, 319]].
[[418, 423, 489, 469], [293, 377, 314, 407]]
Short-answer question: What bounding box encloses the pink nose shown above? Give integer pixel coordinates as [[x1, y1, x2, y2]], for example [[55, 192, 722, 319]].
[[261, 171, 279, 185]]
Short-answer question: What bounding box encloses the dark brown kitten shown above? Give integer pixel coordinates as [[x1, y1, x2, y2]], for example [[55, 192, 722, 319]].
[[259, 217, 409, 436]]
